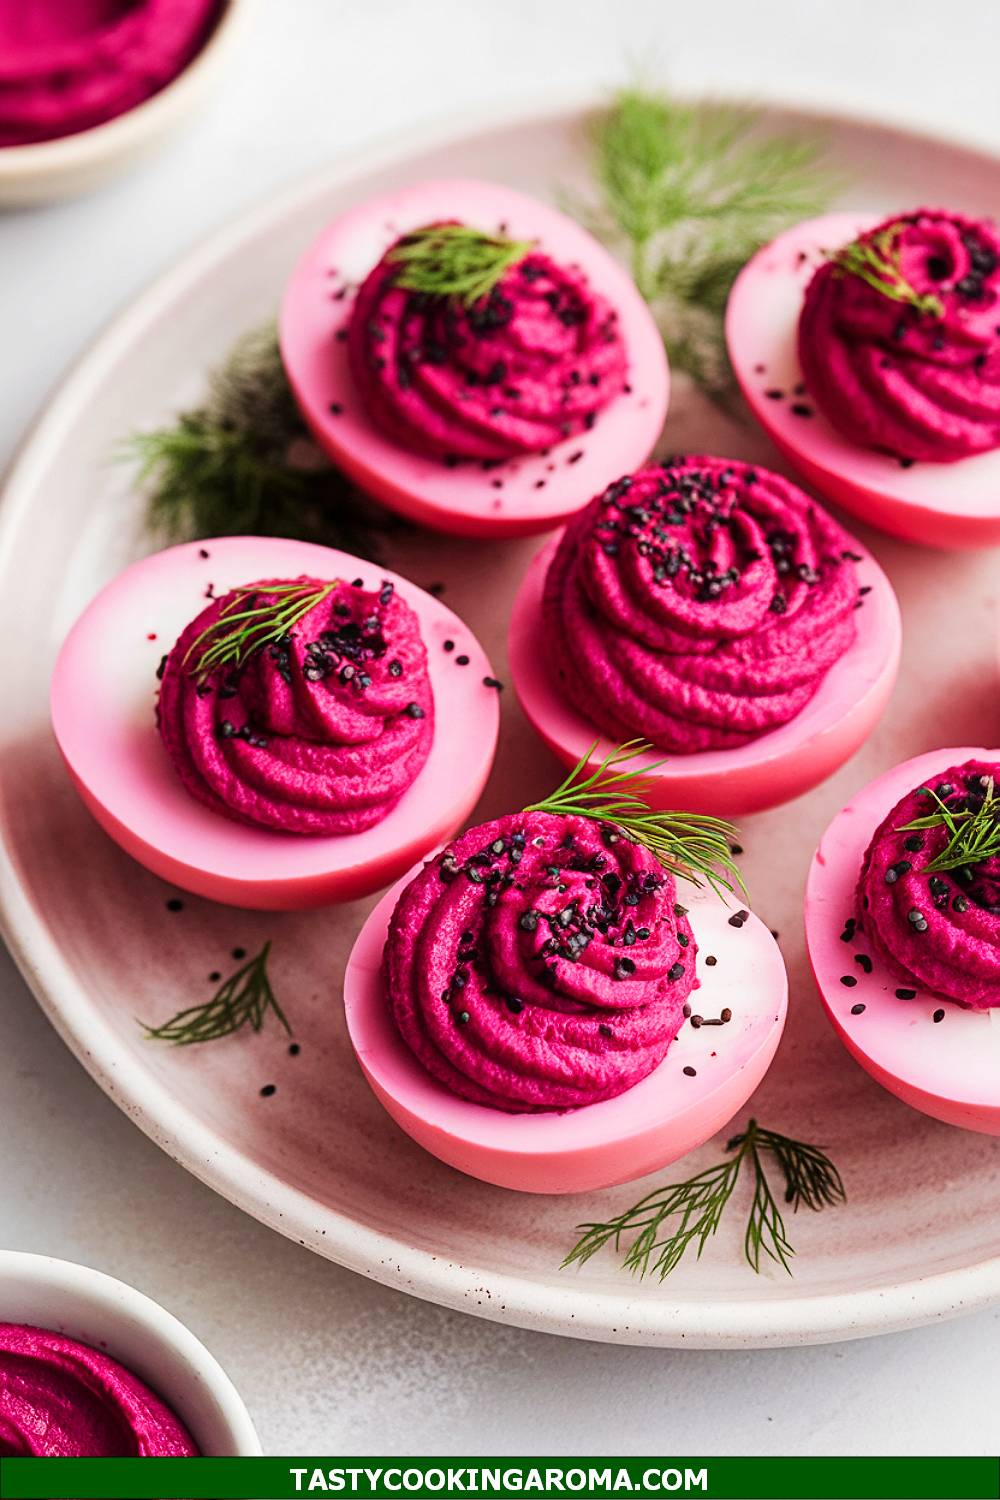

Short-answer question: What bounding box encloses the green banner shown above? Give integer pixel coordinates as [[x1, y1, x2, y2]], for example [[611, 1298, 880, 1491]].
[[0, 1456, 996, 1500]]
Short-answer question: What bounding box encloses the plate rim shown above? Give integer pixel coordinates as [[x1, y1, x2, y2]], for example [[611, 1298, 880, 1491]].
[[4, 85, 1000, 1348]]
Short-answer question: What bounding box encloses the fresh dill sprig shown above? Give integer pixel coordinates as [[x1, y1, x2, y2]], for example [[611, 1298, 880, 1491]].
[[127, 323, 394, 559], [387, 223, 532, 304], [898, 778, 1000, 873], [831, 222, 944, 318], [183, 579, 337, 682], [525, 740, 744, 899], [571, 86, 834, 396], [563, 1119, 845, 1280], [142, 941, 290, 1046]]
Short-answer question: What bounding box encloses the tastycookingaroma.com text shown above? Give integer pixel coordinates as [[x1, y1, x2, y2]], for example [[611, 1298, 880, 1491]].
[[289, 1469, 710, 1494]]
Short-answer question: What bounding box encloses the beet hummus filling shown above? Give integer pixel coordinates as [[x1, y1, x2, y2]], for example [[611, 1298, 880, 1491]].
[[542, 457, 860, 753], [799, 209, 1000, 462], [0, 1323, 197, 1457], [857, 759, 1000, 1009], [348, 223, 628, 462], [158, 575, 433, 835], [384, 810, 697, 1112], [0, 0, 222, 148]]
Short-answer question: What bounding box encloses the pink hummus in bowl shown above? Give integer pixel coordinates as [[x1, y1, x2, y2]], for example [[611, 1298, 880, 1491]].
[[0, 0, 223, 147], [0, 1323, 197, 1456]]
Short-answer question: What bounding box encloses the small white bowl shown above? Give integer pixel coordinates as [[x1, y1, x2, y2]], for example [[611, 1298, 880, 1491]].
[[0, 0, 248, 207], [0, 1250, 260, 1455]]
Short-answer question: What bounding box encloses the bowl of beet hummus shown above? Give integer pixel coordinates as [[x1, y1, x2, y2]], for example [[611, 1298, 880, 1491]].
[[0, 0, 244, 204], [0, 1250, 259, 1455]]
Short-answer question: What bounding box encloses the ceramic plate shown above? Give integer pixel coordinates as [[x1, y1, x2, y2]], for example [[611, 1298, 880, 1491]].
[[4, 93, 1000, 1348]]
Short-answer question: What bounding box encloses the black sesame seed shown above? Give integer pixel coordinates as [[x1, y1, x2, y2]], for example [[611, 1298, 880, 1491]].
[[443, 640, 455, 652], [456, 654, 470, 666], [483, 676, 503, 690], [404, 703, 425, 718], [599, 1023, 613, 1038], [506, 997, 523, 1014], [232, 947, 246, 960], [854, 954, 873, 973], [840, 975, 858, 987], [850, 1002, 866, 1015], [704, 955, 717, 966], [933, 1008, 945, 1023], [682, 1066, 697, 1077], [259, 1084, 277, 1098], [288, 1043, 301, 1056], [895, 988, 917, 1000], [165, 898, 184, 913]]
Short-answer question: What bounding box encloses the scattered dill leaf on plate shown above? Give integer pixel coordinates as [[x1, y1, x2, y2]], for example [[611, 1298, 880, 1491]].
[[570, 86, 836, 397], [142, 940, 290, 1046], [127, 323, 398, 559], [563, 1119, 845, 1279]]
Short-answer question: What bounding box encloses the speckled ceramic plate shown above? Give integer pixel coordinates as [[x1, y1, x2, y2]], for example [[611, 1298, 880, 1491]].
[[3, 93, 1000, 1348]]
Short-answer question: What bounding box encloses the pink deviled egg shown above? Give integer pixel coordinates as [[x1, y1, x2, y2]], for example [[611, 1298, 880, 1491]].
[[727, 209, 1000, 547], [509, 455, 900, 818], [51, 536, 499, 910], [344, 788, 787, 1194], [806, 748, 1000, 1134], [279, 178, 669, 538]]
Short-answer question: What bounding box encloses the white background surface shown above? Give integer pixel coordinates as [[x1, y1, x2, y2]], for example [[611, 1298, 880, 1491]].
[[3, 0, 1000, 1457]]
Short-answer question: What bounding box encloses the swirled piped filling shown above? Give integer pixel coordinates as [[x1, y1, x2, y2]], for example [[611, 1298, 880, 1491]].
[[543, 456, 860, 753], [857, 758, 1000, 1009], [348, 225, 628, 461], [799, 209, 1000, 462], [384, 809, 697, 1112], [157, 575, 433, 834]]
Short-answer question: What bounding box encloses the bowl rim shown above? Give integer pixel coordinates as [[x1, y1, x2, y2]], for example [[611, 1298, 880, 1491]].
[[0, 1248, 261, 1455], [0, 0, 247, 181]]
